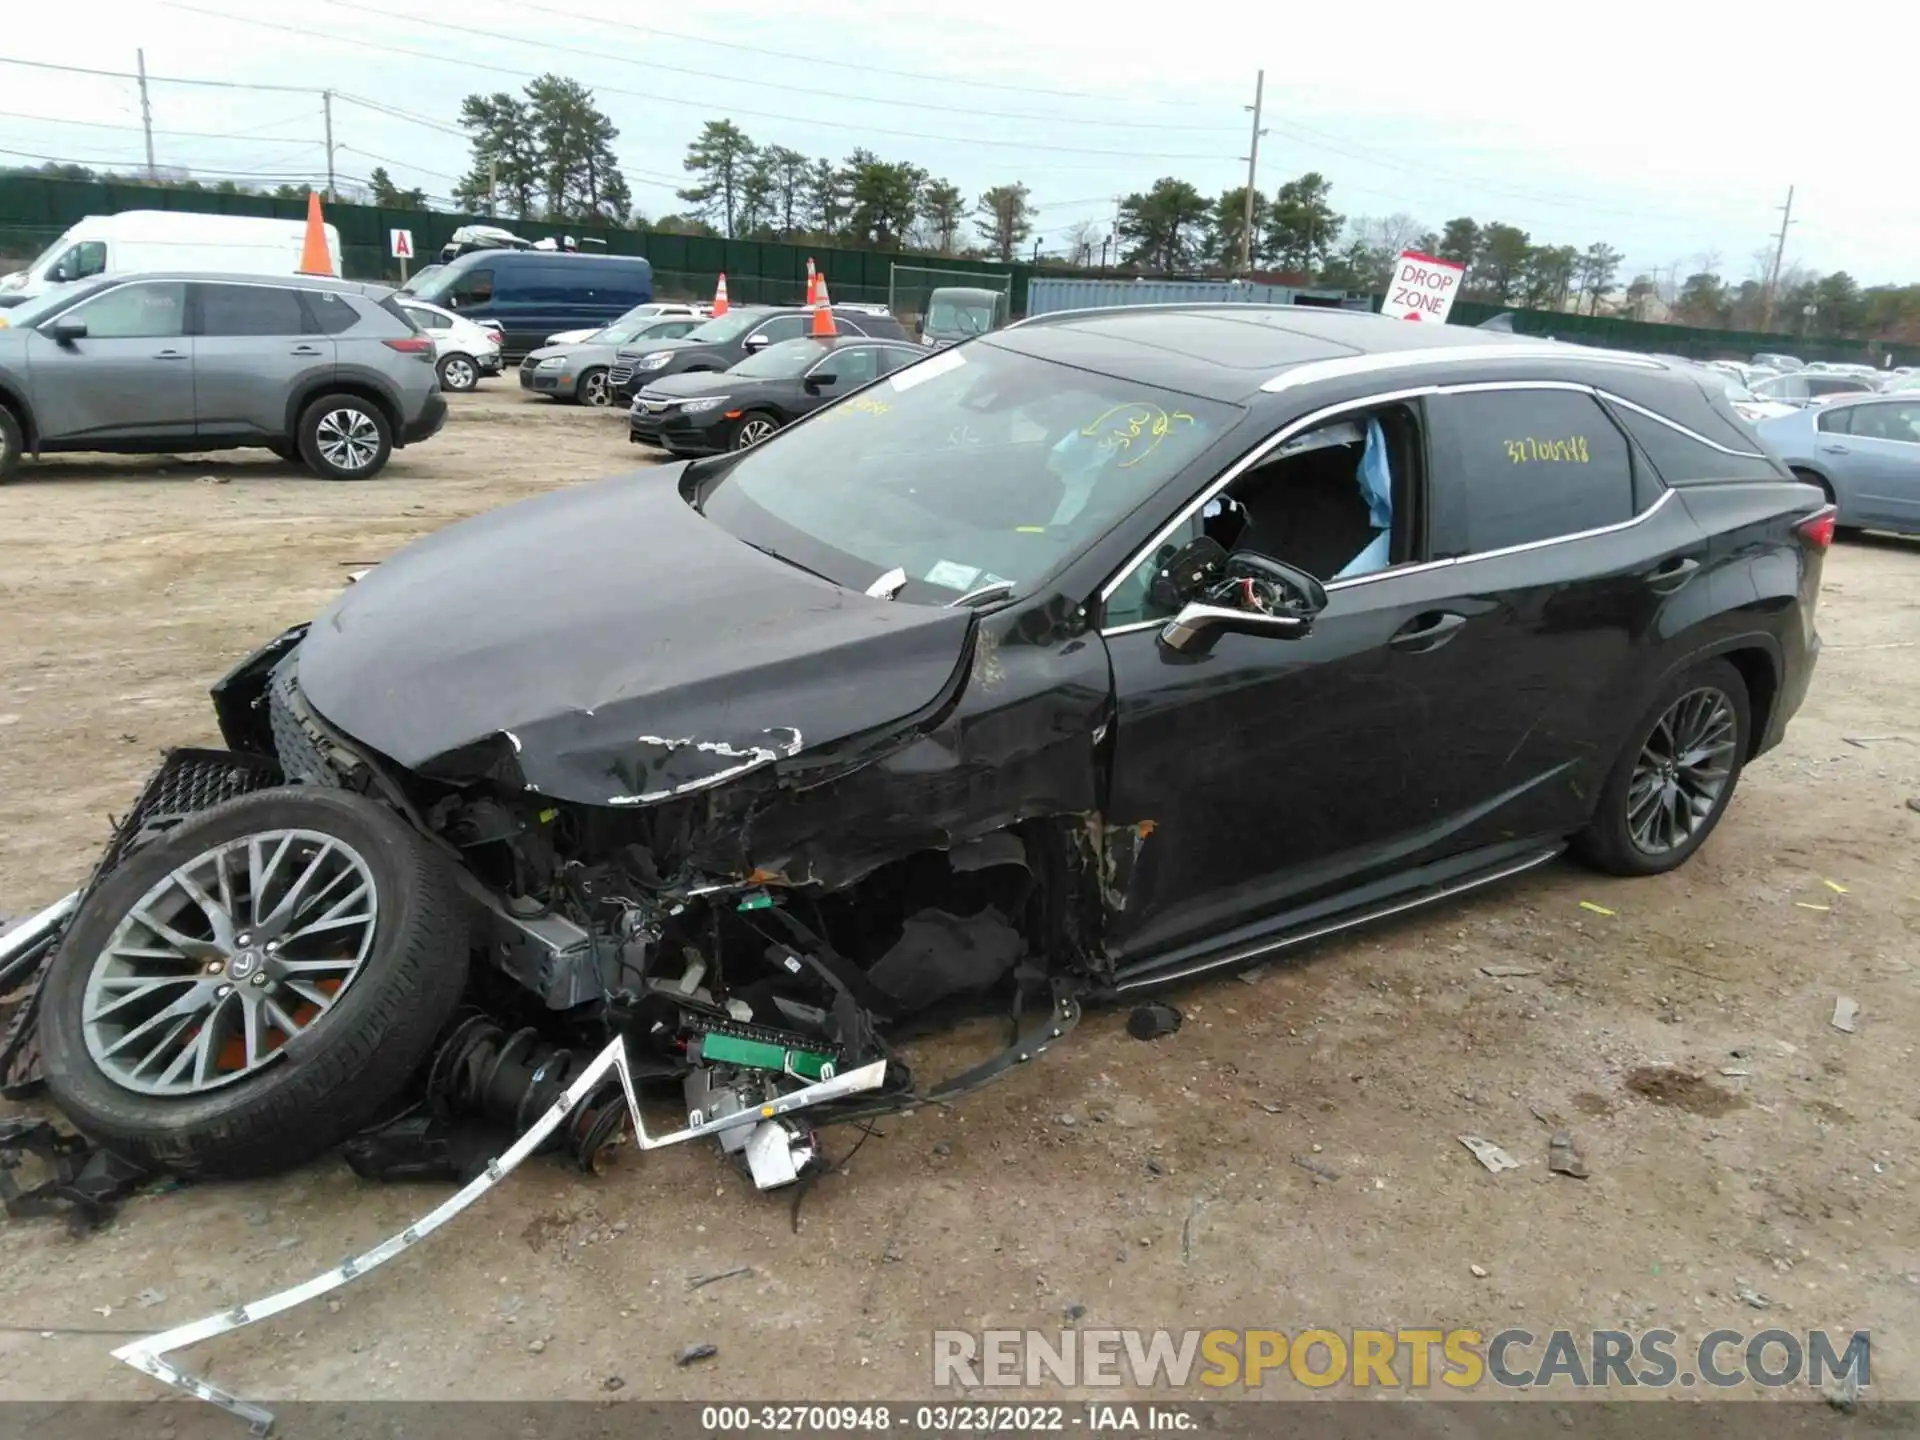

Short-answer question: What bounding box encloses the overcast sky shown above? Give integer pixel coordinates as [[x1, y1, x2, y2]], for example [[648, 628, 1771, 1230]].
[[3, 0, 1915, 285]]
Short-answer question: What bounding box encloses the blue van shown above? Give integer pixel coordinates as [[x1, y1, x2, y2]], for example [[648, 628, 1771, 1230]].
[[402, 251, 653, 359]]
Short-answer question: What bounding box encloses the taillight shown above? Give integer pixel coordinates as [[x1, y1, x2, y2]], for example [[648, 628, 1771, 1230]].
[[384, 337, 434, 355], [1796, 507, 1837, 550]]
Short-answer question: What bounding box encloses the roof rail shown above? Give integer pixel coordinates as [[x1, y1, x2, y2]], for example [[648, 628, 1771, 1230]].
[[1261, 344, 1666, 392]]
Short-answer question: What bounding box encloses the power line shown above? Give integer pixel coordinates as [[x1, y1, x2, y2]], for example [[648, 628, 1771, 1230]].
[[332, 92, 466, 138], [501, 0, 1203, 107], [320, 0, 1239, 134], [0, 54, 319, 94], [0, 144, 328, 181], [336, 145, 460, 183], [157, 5, 1233, 162], [0, 108, 317, 144]]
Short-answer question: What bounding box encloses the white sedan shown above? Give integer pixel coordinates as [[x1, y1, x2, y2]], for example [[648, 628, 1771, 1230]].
[[398, 298, 503, 393], [546, 301, 707, 347]]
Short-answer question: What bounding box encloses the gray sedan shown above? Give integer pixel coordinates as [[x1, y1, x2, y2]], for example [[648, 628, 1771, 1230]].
[[519, 315, 701, 406], [1755, 396, 1920, 536]]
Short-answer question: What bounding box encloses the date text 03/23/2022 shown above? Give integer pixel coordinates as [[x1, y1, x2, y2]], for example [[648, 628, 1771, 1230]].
[[699, 1403, 1198, 1432]]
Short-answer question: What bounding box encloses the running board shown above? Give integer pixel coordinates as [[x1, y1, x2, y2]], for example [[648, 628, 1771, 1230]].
[[1109, 845, 1562, 995]]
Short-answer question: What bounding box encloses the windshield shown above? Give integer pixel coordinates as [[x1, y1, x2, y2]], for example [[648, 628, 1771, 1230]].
[[682, 311, 763, 344], [926, 298, 994, 336], [698, 341, 1241, 602], [398, 265, 441, 296], [730, 338, 832, 378]]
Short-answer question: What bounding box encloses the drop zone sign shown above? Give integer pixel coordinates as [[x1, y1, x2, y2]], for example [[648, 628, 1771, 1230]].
[[1383, 251, 1467, 323]]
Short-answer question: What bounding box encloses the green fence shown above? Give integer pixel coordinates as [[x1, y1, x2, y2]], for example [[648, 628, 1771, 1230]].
[[0, 174, 1907, 365]]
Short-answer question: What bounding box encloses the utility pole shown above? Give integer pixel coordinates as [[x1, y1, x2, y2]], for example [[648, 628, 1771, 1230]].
[[1761, 184, 1795, 333], [322, 89, 337, 201], [488, 157, 499, 217], [136, 49, 157, 180], [1240, 69, 1266, 276]]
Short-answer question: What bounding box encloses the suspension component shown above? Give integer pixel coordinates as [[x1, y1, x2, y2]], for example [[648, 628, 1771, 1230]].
[[426, 1016, 628, 1172]]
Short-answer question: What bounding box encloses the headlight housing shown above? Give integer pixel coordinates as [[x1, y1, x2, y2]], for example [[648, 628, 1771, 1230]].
[[536, 356, 567, 369], [679, 396, 729, 414], [636, 352, 673, 371]]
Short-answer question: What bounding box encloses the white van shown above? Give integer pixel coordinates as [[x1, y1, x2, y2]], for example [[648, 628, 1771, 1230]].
[[0, 211, 345, 303]]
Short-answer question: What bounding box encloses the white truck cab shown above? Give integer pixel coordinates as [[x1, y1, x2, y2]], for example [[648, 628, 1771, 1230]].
[[0, 211, 345, 305]]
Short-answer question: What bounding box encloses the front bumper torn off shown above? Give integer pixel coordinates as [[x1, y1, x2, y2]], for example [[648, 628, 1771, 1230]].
[[113, 1036, 888, 1435]]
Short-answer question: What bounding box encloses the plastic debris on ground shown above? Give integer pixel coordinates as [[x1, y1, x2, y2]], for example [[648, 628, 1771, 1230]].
[[1126, 1002, 1183, 1041], [1458, 1135, 1521, 1173], [1577, 901, 1615, 917], [1831, 996, 1860, 1033], [0, 1117, 149, 1237]]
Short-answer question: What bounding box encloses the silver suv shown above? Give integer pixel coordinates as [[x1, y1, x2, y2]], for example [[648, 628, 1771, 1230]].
[[0, 271, 447, 481]]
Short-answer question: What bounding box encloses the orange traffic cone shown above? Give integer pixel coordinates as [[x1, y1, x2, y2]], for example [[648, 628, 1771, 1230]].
[[811, 278, 836, 337], [711, 273, 730, 317], [806, 257, 818, 306], [297, 190, 333, 276]]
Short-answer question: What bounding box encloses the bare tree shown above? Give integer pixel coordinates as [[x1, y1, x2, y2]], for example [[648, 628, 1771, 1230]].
[[1062, 218, 1103, 267]]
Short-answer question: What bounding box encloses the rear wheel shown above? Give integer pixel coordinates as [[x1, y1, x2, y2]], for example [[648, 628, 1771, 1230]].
[[299, 393, 392, 480], [576, 367, 612, 408], [39, 787, 469, 1178], [437, 353, 479, 392], [0, 406, 21, 480], [733, 411, 778, 450], [1576, 658, 1750, 876]]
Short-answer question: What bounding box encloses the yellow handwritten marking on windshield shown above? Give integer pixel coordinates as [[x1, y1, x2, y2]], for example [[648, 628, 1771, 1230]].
[[1015, 525, 1047, 534], [1080, 404, 1197, 469], [819, 396, 893, 421], [1503, 435, 1590, 464]]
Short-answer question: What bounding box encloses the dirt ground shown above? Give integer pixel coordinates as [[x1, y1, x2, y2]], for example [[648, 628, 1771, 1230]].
[[0, 387, 1916, 1412]]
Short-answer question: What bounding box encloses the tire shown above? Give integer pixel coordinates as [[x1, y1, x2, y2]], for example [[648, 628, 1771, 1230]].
[[437, 353, 479, 392], [0, 404, 21, 480], [266, 441, 297, 463], [1575, 657, 1751, 877], [39, 787, 469, 1178], [733, 411, 779, 450], [575, 367, 612, 408], [298, 393, 393, 481]]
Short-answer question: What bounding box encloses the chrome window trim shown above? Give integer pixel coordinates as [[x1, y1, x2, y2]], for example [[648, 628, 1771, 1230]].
[[1096, 379, 1679, 637], [1599, 391, 1769, 457], [1260, 344, 1664, 393]]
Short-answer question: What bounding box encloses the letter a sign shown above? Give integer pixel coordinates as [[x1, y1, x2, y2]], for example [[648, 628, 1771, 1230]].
[[1382, 251, 1466, 324], [389, 229, 414, 260]]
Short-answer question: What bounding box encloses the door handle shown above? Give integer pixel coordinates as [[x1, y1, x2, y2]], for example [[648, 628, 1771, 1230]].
[[152, 349, 189, 361], [1643, 556, 1700, 594], [1818, 443, 1850, 455], [1389, 610, 1467, 653], [289, 345, 324, 356]]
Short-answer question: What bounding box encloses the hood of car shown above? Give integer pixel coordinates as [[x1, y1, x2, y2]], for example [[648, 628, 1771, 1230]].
[[294, 467, 974, 807], [527, 341, 614, 365], [637, 369, 775, 400]]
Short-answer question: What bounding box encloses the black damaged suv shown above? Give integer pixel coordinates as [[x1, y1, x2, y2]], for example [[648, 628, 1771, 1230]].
[[10, 306, 1830, 1184]]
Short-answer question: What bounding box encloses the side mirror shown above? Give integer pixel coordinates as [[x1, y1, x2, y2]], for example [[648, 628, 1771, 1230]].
[[804, 371, 838, 393], [51, 264, 70, 284], [1146, 535, 1229, 612], [43, 319, 87, 345], [1157, 553, 1328, 655], [742, 333, 770, 351], [1160, 601, 1311, 653]]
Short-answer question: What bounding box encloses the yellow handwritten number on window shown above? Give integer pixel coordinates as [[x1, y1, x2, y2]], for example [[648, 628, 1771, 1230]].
[[1503, 435, 1590, 465], [1080, 404, 1195, 469]]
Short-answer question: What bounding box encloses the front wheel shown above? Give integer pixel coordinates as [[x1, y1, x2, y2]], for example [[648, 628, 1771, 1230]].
[[733, 411, 778, 450], [437, 353, 479, 392], [38, 787, 470, 1177], [1576, 658, 1750, 876], [576, 367, 612, 408], [299, 394, 392, 481], [0, 405, 23, 480]]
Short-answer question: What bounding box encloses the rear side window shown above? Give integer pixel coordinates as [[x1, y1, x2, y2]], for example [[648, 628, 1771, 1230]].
[[1815, 407, 1853, 434], [1429, 389, 1634, 553], [198, 283, 306, 337], [1607, 402, 1777, 484], [305, 291, 363, 335]]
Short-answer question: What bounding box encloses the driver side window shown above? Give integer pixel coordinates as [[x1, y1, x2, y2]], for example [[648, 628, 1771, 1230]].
[[1104, 403, 1419, 629]]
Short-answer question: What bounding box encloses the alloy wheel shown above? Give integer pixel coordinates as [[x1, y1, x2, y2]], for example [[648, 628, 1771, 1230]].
[[81, 829, 380, 1096], [735, 417, 775, 449], [581, 371, 610, 407], [315, 409, 381, 473], [442, 357, 476, 391], [1626, 687, 1738, 855]]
